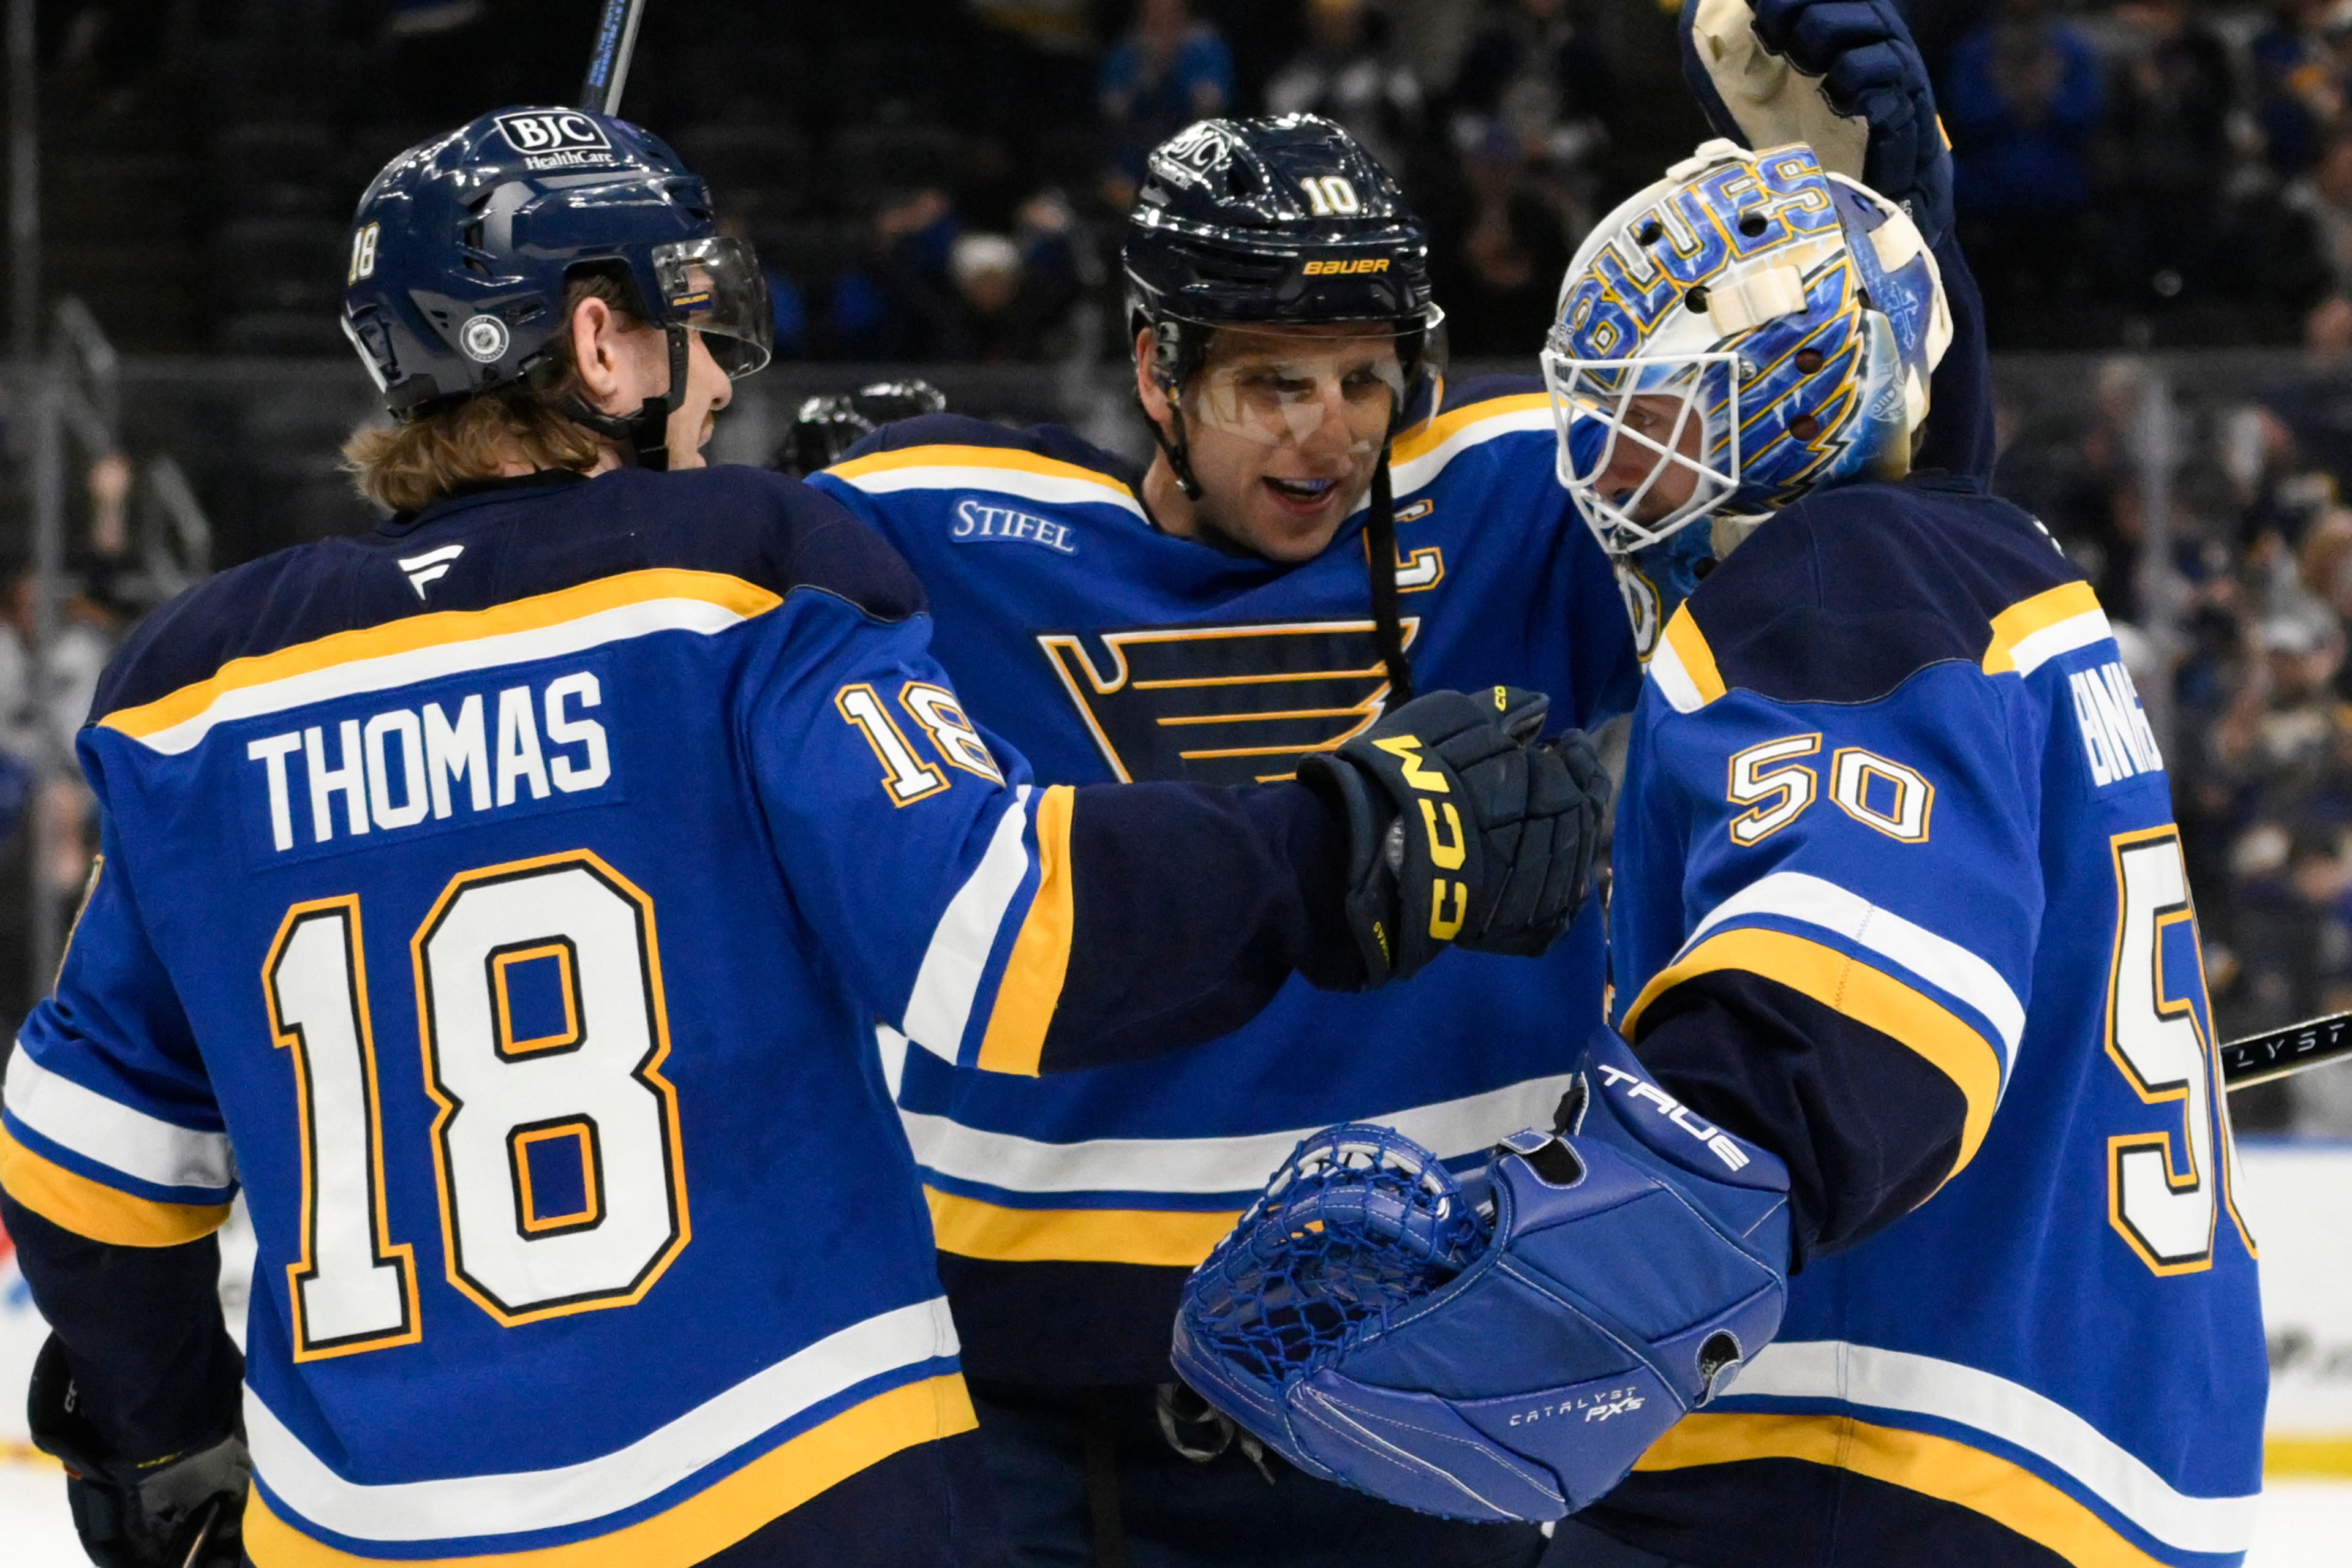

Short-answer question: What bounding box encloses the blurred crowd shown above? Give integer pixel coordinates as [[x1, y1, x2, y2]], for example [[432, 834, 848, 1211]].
[[1999, 349, 2352, 1134], [29, 0, 2352, 1138]]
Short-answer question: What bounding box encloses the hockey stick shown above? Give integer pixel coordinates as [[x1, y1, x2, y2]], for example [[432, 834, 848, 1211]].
[[2222, 1012, 2352, 1090], [579, 0, 646, 116]]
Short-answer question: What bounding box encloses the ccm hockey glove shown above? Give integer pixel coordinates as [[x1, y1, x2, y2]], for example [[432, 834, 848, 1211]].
[[1298, 686, 1610, 986], [28, 1334, 249, 1568]]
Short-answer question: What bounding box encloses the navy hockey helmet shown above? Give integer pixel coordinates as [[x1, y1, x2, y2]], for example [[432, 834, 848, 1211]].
[[341, 105, 772, 464], [1123, 114, 1442, 698], [1125, 114, 1441, 400]]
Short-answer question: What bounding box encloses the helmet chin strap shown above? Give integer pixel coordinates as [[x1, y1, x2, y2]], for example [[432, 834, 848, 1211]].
[[559, 324, 690, 471], [1363, 445, 1413, 705]]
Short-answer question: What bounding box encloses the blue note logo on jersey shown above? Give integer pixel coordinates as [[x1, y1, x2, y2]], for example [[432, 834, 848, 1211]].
[[1037, 618, 1419, 786], [951, 499, 1077, 556]]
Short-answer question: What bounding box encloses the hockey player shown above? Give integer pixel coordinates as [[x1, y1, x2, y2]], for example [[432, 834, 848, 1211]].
[[0, 108, 1607, 1568], [805, 9, 1987, 1556], [1176, 18, 2269, 1568]]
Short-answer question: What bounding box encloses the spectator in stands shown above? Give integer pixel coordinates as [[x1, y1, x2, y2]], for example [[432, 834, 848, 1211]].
[[2289, 128, 2352, 297], [2209, 608, 2352, 1034], [2252, 0, 2339, 179], [1098, 0, 1235, 181], [2098, 0, 2237, 321], [1944, 0, 2104, 345], [1446, 0, 1613, 183], [941, 206, 1089, 362], [1428, 118, 1573, 356], [1264, 0, 1427, 178], [1449, 0, 1618, 135], [830, 186, 963, 361]]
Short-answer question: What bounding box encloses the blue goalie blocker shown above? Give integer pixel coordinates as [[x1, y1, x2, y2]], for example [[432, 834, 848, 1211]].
[[1172, 1033, 1793, 1523]]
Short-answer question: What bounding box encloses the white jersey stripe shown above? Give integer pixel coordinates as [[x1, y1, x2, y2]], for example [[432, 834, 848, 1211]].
[[2008, 608, 2113, 677], [245, 1296, 960, 1543], [1728, 1340, 2261, 1555], [1383, 406, 1556, 497], [3, 1046, 236, 1194], [1686, 870, 2026, 1068], [834, 464, 1152, 523], [902, 785, 1034, 1063], [901, 1072, 1580, 1197], [1645, 635, 1709, 715], [124, 597, 766, 756]]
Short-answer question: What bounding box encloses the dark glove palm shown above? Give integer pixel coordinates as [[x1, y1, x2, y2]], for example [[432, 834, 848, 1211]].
[[1300, 687, 1610, 986]]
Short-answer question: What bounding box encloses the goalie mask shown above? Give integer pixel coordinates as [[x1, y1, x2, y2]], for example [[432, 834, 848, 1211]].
[[1543, 140, 1950, 655]]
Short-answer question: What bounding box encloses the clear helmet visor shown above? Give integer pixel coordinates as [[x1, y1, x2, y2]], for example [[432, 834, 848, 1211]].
[[1541, 346, 1744, 556], [1178, 318, 1434, 454], [651, 236, 773, 379]]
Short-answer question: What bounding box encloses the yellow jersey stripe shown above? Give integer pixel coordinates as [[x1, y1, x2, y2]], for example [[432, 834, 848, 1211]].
[[99, 569, 783, 744], [1635, 1412, 2168, 1568], [975, 785, 1076, 1076], [2267, 1436, 2352, 1477], [826, 443, 1133, 494], [1621, 928, 2000, 1180], [1389, 392, 1552, 464], [243, 1374, 976, 1568], [924, 1187, 1240, 1267], [1983, 581, 2103, 675], [0, 1124, 231, 1247], [1660, 606, 1727, 705]]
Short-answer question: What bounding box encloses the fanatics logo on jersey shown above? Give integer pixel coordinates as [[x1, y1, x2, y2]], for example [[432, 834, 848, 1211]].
[[493, 110, 617, 170], [399, 544, 464, 599], [951, 499, 1076, 556]]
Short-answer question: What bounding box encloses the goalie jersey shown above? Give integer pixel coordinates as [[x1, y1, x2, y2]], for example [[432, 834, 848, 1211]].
[[1589, 477, 2266, 1567], [810, 375, 1640, 1382], [0, 466, 1353, 1566]]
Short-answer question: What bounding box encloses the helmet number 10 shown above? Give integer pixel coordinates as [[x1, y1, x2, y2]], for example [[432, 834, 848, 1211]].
[[1300, 176, 1361, 218]]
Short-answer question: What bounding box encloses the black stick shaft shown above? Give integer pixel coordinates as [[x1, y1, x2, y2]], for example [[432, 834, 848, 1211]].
[[2221, 1012, 2352, 1090], [580, 0, 646, 115]]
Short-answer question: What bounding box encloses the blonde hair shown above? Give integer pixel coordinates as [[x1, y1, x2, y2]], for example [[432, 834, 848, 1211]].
[[342, 272, 638, 513]]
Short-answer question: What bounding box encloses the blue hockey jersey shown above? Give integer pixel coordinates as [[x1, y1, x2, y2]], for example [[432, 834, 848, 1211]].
[[1588, 477, 2266, 1567], [0, 466, 1362, 1566], [810, 376, 1642, 1382]]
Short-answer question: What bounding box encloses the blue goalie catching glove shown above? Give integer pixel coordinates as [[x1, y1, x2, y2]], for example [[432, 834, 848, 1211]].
[[1171, 1033, 1792, 1523]]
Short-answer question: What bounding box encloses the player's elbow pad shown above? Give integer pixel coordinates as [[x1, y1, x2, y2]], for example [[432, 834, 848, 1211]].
[[1172, 1030, 1790, 1523]]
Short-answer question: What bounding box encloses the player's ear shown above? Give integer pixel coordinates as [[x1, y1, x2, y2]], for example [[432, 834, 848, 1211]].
[[1135, 327, 1174, 431], [570, 295, 630, 411]]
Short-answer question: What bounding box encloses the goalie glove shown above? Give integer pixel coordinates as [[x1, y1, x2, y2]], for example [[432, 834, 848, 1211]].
[[1173, 1031, 1790, 1523], [1296, 686, 1608, 987], [1681, 0, 1951, 246], [28, 1334, 249, 1568]]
